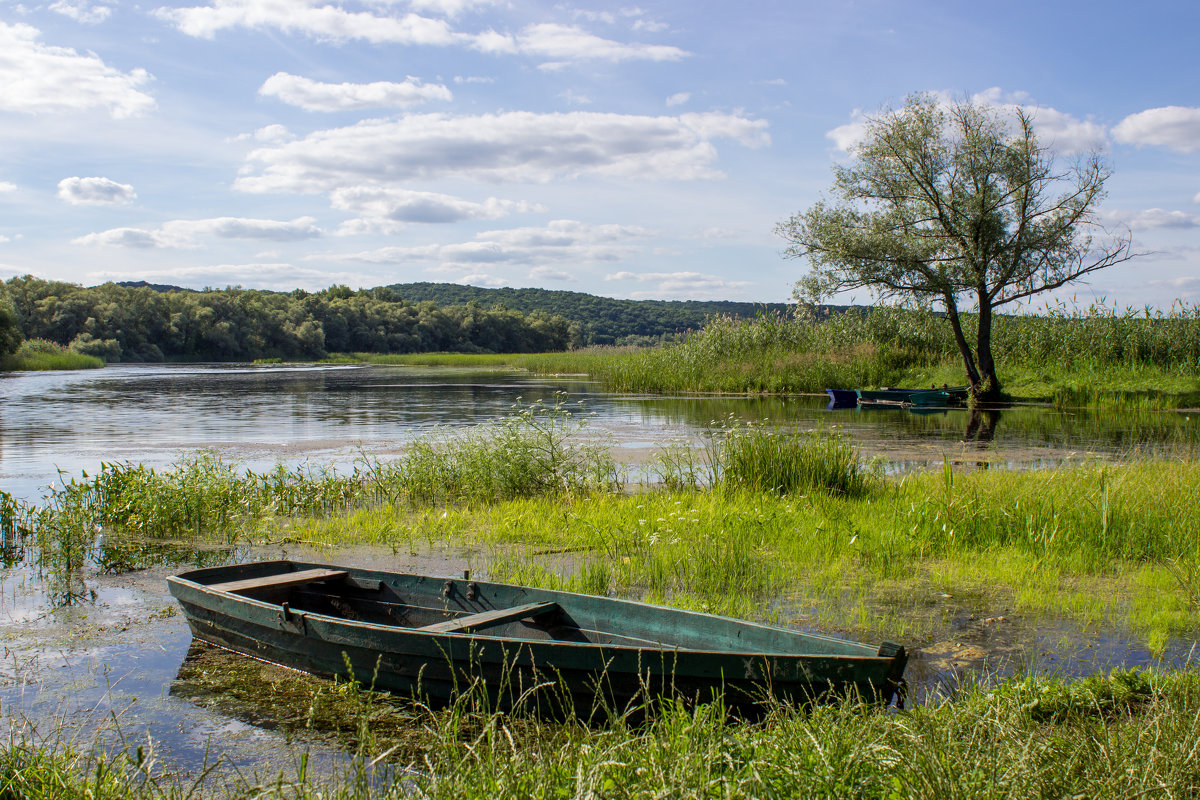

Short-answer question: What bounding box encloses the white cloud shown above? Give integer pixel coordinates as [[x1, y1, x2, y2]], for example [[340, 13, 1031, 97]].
[[828, 89, 1106, 155], [236, 110, 769, 194], [156, 0, 684, 65], [330, 186, 542, 233], [1113, 106, 1200, 153], [407, 0, 493, 17], [604, 269, 751, 299], [57, 176, 136, 205], [1195, 190, 1200, 205], [73, 216, 323, 248], [321, 219, 650, 268], [453, 75, 493, 84], [0, 235, 10, 243], [1100, 208, 1200, 230], [155, 0, 458, 44], [455, 272, 509, 287], [0, 181, 16, 193], [665, 92, 690, 107], [49, 0, 112, 23], [515, 23, 687, 67], [90, 262, 378, 291], [259, 72, 451, 111], [229, 124, 294, 143], [0, 22, 154, 118], [528, 266, 573, 281]]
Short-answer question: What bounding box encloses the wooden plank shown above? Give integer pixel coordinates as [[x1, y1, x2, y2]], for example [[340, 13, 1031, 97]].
[[209, 568, 348, 594], [420, 601, 559, 634]]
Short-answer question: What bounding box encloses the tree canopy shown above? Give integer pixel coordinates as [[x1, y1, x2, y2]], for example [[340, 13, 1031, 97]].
[[776, 94, 1133, 400]]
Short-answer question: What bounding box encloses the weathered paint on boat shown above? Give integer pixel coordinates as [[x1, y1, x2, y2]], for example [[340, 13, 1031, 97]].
[[168, 560, 908, 717]]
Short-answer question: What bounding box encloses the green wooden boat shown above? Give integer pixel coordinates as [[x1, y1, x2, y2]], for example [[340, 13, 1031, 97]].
[[168, 560, 907, 717], [857, 387, 969, 406]]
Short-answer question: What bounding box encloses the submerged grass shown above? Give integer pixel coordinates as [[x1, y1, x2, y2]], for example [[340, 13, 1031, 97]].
[[4, 669, 1200, 798]]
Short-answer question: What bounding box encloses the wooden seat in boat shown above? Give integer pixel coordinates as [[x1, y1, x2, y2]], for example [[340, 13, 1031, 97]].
[[420, 601, 559, 634]]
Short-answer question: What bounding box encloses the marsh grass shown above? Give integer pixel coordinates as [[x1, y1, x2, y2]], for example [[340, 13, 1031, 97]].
[[353, 304, 1200, 409], [1, 338, 104, 371], [5, 669, 1200, 799]]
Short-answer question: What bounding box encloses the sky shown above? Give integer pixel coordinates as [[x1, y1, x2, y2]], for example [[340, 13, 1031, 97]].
[[0, 0, 1197, 307]]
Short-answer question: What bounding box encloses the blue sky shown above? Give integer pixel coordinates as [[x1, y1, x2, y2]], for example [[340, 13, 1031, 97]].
[[0, 0, 1197, 306]]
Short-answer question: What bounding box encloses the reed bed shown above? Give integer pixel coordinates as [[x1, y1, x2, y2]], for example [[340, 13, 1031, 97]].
[[0, 338, 104, 371], [4, 669, 1200, 799], [364, 303, 1200, 407]]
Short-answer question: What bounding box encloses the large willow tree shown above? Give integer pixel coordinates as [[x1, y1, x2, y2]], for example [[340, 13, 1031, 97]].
[[777, 94, 1133, 401]]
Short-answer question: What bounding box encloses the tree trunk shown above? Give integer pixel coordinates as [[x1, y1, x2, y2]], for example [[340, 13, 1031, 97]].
[[943, 294, 981, 393], [974, 293, 1002, 402]]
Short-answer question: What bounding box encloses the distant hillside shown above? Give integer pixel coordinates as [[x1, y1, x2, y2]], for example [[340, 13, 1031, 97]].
[[387, 282, 797, 345]]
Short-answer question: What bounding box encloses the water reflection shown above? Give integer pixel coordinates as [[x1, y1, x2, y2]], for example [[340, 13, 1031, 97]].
[[2, 364, 1196, 504]]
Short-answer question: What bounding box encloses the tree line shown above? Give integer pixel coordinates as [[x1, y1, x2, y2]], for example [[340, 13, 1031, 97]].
[[0, 277, 578, 363], [386, 282, 796, 345]]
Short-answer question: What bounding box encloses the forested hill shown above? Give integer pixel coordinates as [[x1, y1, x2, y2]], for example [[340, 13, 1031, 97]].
[[387, 283, 795, 345]]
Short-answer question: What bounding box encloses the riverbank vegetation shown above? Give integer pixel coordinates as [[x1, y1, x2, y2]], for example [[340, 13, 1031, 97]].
[[5, 407, 1199, 648], [5, 405, 1200, 797], [4, 666, 1200, 799], [351, 301, 1200, 409], [0, 276, 578, 364], [0, 338, 105, 371]]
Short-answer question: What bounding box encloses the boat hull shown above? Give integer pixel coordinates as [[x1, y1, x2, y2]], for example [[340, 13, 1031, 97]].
[[169, 561, 907, 717]]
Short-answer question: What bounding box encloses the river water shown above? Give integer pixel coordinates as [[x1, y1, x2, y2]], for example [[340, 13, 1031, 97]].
[[3, 363, 1196, 503], [1, 363, 1197, 780]]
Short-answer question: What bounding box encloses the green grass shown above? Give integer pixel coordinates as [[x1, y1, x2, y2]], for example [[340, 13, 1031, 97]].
[[4, 669, 1200, 799], [1, 339, 104, 371], [336, 304, 1200, 410]]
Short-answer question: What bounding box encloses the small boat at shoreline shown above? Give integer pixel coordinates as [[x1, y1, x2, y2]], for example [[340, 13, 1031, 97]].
[[857, 386, 969, 407], [825, 388, 860, 408], [168, 560, 908, 717]]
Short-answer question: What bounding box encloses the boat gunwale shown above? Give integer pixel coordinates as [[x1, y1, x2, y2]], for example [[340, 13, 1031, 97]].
[[167, 563, 893, 664]]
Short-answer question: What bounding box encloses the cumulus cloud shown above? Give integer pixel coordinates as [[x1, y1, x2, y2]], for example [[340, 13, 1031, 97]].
[[1113, 106, 1200, 153], [90, 262, 377, 291], [155, 0, 457, 44], [259, 72, 451, 111], [73, 216, 323, 248], [235, 110, 769, 194], [511, 23, 687, 67], [828, 89, 1106, 155], [156, 0, 685, 65], [604, 269, 751, 299], [1100, 208, 1200, 230], [321, 219, 650, 268], [57, 176, 136, 205], [0, 181, 16, 193], [665, 92, 690, 107], [49, 0, 112, 23], [330, 186, 543, 233], [0, 22, 154, 117]]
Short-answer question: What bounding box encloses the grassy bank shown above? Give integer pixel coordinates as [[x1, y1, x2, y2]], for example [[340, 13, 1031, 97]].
[[4, 669, 1200, 799], [0, 338, 105, 371], [6, 413, 1200, 650], [343, 303, 1200, 409]]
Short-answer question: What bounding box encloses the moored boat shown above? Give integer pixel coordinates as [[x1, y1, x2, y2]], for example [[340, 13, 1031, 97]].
[[857, 386, 969, 406], [168, 560, 908, 717], [825, 388, 859, 408]]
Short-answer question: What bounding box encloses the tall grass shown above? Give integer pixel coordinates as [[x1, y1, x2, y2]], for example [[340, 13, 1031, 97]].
[[467, 303, 1200, 406], [4, 669, 1200, 799], [1, 338, 104, 371]]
